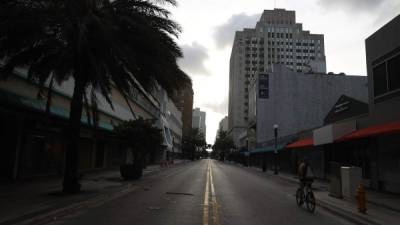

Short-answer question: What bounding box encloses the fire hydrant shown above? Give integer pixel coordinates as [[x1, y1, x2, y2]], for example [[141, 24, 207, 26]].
[[356, 184, 367, 214]]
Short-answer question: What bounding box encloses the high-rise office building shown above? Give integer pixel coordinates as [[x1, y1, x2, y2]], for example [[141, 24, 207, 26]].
[[192, 107, 206, 138], [228, 9, 326, 144], [172, 83, 194, 137]]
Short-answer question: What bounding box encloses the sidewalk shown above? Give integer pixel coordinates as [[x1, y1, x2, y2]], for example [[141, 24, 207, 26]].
[[0, 160, 187, 225], [249, 165, 400, 225]]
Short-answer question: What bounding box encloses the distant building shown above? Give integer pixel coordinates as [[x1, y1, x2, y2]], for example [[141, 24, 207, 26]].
[[229, 8, 326, 146], [172, 83, 194, 138], [218, 116, 229, 133], [192, 108, 206, 138]]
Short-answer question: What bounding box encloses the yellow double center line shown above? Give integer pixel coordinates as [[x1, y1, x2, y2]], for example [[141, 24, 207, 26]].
[[203, 160, 220, 225]]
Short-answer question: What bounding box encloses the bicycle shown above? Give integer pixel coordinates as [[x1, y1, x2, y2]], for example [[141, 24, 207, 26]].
[[296, 181, 316, 213]]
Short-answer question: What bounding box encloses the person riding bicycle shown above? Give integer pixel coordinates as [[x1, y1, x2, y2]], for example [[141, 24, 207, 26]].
[[298, 157, 314, 189], [296, 157, 316, 212]]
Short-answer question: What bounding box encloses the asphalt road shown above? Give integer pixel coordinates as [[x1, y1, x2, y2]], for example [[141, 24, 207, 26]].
[[50, 159, 352, 225]]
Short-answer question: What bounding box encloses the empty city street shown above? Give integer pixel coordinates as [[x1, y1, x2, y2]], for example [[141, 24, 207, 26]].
[[47, 160, 350, 225]]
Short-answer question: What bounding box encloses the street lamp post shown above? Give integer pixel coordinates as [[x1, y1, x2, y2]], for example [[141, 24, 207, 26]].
[[273, 124, 279, 175], [172, 137, 175, 163], [246, 138, 250, 167]]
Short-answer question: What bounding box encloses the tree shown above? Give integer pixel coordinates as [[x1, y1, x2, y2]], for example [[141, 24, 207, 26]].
[[0, 0, 190, 193], [114, 118, 162, 164], [182, 128, 206, 160], [212, 130, 234, 161], [114, 118, 162, 179]]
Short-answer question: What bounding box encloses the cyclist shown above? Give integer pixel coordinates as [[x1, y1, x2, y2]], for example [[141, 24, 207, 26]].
[[296, 157, 316, 212], [298, 157, 314, 190]]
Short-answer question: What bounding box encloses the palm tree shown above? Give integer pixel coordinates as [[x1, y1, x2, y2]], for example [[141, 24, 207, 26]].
[[0, 0, 190, 193]]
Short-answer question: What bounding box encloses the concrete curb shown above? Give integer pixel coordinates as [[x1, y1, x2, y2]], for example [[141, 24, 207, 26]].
[[316, 198, 382, 225]]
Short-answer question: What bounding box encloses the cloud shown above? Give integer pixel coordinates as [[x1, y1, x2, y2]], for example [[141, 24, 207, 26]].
[[178, 42, 210, 76], [373, 1, 400, 25], [317, 0, 385, 11], [202, 96, 228, 115], [213, 13, 260, 49]]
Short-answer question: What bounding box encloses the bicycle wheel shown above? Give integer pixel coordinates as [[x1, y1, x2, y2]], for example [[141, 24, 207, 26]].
[[296, 188, 304, 206], [306, 191, 316, 213]]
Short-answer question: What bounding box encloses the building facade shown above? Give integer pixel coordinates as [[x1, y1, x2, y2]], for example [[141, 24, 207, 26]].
[[155, 87, 183, 161], [252, 65, 368, 148], [172, 83, 194, 138], [192, 107, 206, 137], [0, 67, 160, 180], [228, 8, 326, 145], [365, 14, 400, 126]]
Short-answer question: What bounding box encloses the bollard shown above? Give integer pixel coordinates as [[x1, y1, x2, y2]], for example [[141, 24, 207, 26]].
[[356, 184, 367, 214]]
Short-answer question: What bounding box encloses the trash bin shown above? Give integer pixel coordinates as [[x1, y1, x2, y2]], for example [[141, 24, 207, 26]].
[[329, 162, 342, 198], [341, 166, 362, 199]]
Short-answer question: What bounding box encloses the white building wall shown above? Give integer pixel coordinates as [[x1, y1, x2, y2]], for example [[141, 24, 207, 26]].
[[255, 65, 368, 147]]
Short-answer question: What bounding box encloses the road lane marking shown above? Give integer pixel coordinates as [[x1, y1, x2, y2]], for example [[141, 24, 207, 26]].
[[204, 160, 220, 225], [209, 162, 220, 225], [203, 161, 210, 225]]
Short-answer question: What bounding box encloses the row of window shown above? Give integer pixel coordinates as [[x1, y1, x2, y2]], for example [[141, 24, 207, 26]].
[[268, 32, 293, 39], [244, 47, 264, 51], [245, 60, 264, 64], [265, 20, 294, 26], [244, 67, 265, 72]]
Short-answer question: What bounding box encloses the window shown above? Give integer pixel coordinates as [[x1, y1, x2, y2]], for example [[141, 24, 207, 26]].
[[373, 63, 388, 97], [388, 54, 400, 91]]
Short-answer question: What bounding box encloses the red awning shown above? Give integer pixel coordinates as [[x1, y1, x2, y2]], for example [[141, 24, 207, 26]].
[[286, 138, 313, 148], [336, 121, 400, 142]]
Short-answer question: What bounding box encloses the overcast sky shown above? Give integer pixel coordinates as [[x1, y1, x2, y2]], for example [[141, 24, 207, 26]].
[[169, 0, 400, 144]]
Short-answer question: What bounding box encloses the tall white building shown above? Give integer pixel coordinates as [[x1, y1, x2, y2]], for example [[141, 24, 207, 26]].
[[228, 8, 326, 145], [192, 107, 206, 138]]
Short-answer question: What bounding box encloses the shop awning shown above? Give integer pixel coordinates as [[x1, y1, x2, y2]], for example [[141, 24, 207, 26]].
[[0, 89, 114, 131], [250, 143, 287, 154], [336, 121, 400, 142], [286, 138, 313, 149]]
